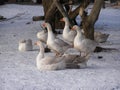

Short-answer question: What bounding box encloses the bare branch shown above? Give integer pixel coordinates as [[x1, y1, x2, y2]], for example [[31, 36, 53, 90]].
[[88, 0, 104, 25], [44, 1, 57, 22], [69, 5, 81, 19], [69, 0, 90, 20], [54, 0, 74, 27]]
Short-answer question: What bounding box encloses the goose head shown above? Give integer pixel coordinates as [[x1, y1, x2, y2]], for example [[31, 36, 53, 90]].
[[42, 22, 52, 31], [60, 17, 70, 25], [34, 40, 45, 49], [42, 22, 55, 41], [37, 29, 47, 37], [60, 17, 68, 22], [71, 25, 84, 35], [37, 29, 48, 43], [71, 25, 81, 32], [71, 25, 85, 41]]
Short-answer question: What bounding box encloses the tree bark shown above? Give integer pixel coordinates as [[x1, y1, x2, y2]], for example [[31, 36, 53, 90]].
[[81, 0, 104, 40], [88, 0, 104, 25], [42, 0, 85, 30], [42, 0, 71, 30], [42, 0, 103, 35], [42, 0, 56, 33], [55, 0, 74, 27]]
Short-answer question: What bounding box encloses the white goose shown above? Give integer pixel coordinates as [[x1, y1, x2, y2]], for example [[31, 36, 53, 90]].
[[37, 29, 48, 43], [81, 30, 109, 43], [43, 22, 71, 56], [35, 41, 90, 70], [35, 41, 66, 70], [60, 17, 76, 45], [94, 31, 109, 43], [63, 53, 91, 69], [72, 25, 98, 56]]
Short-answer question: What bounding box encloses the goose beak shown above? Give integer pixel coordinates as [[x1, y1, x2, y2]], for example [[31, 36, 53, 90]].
[[60, 18, 64, 21], [71, 27, 75, 30], [42, 23, 46, 27], [40, 24, 45, 29], [34, 42, 38, 45]]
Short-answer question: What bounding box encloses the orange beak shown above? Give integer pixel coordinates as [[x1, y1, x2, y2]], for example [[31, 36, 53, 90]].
[[71, 26, 75, 30], [34, 42, 38, 45], [60, 18, 64, 22], [42, 23, 46, 27]]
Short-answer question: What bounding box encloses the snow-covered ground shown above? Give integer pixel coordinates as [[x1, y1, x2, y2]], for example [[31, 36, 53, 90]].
[[0, 4, 120, 90]]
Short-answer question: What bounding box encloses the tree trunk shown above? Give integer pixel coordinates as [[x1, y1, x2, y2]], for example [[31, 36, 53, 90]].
[[42, 0, 69, 31], [42, 0, 80, 30], [55, 0, 74, 27], [42, 0, 56, 33], [80, 0, 104, 40], [42, 0, 103, 36]]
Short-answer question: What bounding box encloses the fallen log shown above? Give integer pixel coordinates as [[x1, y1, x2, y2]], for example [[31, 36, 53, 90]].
[[32, 16, 44, 21]]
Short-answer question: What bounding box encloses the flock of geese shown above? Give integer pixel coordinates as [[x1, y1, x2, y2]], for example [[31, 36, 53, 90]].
[[18, 17, 109, 71]]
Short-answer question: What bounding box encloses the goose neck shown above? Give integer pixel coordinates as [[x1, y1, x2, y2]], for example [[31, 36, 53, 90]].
[[76, 30, 84, 40], [63, 19, 70, 34], [38, 44, 45, 58], [65, 18, 70, 26], [47, 24, 55, 41]]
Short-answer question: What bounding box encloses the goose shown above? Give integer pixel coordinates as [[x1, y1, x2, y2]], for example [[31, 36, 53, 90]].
[[37, 29, 48, 43], [72, 25, 98, 56], [94, 31, 109, 43], [81, 30, 109, 43], [37, 24, 48, 43], [43, 22, 72, 56], [63, 53, 91, 69], [35, 41, 90, 70], [35, 41, 66, 70], [60, 17, 76, 45], [18, 39, 33, 52]]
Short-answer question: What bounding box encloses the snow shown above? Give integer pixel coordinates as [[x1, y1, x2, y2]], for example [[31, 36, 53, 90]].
[[0, 4, 120, 90]]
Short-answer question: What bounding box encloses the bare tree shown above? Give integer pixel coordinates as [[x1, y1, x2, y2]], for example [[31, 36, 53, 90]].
[[80, 0, 104, 40], [42, 0, 104, 39]]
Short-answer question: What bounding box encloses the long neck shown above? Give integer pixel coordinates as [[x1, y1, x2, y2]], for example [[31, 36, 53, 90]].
[[76, 29, 84, 41], [38, 43, 45, 58], [64, 18, 70, 31], [65, 18, 70, 26], [47, 24, 55, 41]]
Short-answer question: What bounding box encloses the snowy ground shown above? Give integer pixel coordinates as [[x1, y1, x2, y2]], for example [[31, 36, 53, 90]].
[[0, 4, 120, 90]]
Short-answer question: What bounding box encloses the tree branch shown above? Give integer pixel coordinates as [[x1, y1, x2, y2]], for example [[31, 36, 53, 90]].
[[88, 0, 104, 25], [79, 0, 90, 17], [69, 5, 81, 19], [54, 0, 74, 27], [44, 1, 57, 22], [68, 0, 90, 20]]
